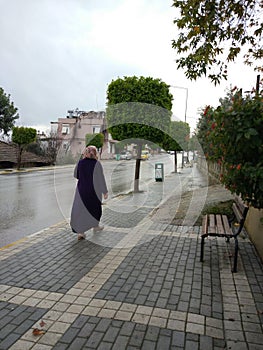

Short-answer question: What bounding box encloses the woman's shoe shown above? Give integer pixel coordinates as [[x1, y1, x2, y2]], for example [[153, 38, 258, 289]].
[[77, 233, 86, 240], [93, 226, 104, 233]]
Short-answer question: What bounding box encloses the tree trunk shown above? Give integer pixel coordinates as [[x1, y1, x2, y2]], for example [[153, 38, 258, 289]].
[[134, 143, 142, 193], [174, 152, 178, 173]]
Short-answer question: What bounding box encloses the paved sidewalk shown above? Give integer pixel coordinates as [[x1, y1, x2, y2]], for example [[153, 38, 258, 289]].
[[0, 166, 262, 350]]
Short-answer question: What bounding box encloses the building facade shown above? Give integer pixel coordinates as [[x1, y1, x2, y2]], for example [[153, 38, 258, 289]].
[[50, 109, 116, 162]]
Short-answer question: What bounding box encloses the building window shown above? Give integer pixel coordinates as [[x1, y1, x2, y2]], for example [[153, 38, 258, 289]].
[[51, 123, 58, 132], [62, 124, 70, 134], [93, 126, 101, 134]]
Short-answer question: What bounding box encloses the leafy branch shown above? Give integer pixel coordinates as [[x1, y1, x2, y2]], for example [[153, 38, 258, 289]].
[[172, 0, 263, 84]]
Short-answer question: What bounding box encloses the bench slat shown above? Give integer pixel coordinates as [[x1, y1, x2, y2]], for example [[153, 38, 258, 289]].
[[216, 214, 225, 234], [202, 215, 208, 234], [209, 214, 215, 228], [208, 226, 216, 233], [235, 195, 248, 216], [232, 203, 243, 223], [222, 215, 232, 235]]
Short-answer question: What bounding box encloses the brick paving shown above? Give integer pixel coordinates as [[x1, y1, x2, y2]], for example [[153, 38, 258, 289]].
[[0, 166, 262, 349]]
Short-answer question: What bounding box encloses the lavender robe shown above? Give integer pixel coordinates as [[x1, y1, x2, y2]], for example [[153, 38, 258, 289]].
[[70, 158, 107, 233]]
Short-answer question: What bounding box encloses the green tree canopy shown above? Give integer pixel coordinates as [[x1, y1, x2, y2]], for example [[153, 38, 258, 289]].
[[172, 0, 263, 84], [106, 76, 173, 192], [85, 133, 104, 149], [107, 76, 173, 141], [85, 133, 104, 158], [196, 88, 263, 208], [12, 126, 37, 169], [0, 87, 19, 135]]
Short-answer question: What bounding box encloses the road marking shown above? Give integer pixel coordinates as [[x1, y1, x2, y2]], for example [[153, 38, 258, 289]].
[[0, 237, 28, 251]]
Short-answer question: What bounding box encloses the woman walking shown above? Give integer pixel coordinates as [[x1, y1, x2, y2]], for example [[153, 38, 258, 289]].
[[70, 145, 108, 240]]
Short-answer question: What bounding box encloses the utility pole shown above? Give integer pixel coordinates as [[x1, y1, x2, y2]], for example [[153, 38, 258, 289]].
[[170, 85, 189, 168], [256, 75, 260, 95]]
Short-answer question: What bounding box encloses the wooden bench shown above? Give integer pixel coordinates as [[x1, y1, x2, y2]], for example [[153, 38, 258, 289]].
[[200, 196, 249, 272]]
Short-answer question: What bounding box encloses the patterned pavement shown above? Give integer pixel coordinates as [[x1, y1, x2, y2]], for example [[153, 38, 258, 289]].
[[0, 167, 262, 350]]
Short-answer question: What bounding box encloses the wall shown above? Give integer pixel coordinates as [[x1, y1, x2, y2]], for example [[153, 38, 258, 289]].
[[196, 156, 221, 185], [245, 208, 263, 262]]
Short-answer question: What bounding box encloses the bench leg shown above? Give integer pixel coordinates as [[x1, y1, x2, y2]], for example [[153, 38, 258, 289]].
[[232, 237, 238, 273], [200, 236, 205, 262]]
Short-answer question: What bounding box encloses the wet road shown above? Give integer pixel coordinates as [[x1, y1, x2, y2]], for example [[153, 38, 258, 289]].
[[0, 154, 175, 247], [0, 168, 71, 247]]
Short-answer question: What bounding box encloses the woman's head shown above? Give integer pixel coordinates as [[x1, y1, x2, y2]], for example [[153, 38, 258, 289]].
[[83, 145, 98, 159]]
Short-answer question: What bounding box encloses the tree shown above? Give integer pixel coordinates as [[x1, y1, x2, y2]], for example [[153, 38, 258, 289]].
[[85, 133, 104, 157], [12, 126, 37, 169], [171, 120, 190, 152], [0, 87, 19, 135], [162, 121, 190, 173], [196, 87, 263, 208], [106, 76, 173, 192], [172, 0, 263, 84], [43, 130, 62, 164], [26, 141, 45, 156]]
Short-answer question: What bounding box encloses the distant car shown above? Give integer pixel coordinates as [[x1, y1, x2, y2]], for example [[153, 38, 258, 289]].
[[120, 151, 132, 160], [141, 150, 150, 160]]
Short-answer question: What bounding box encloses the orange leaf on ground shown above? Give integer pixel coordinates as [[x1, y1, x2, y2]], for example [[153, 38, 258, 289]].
[[32, 328, 46, 336]]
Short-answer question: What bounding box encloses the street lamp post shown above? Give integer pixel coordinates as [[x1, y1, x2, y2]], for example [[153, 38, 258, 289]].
[[170, 85, 188, 122], [170, 85, 189, 167]]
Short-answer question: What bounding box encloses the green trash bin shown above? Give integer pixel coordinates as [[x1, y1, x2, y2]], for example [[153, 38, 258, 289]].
[[116, 154, 120, 161], [155, 163, 164, 182]]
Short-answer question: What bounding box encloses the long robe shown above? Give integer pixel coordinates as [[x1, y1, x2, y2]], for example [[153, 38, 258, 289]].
[[70, 158, 108, 233]]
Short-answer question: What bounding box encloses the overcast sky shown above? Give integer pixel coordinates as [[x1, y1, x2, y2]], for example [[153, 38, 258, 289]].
[[0, 0, 259, 133]]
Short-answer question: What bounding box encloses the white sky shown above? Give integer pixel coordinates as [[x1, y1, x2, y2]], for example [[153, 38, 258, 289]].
[[0, 0, 260, 133]]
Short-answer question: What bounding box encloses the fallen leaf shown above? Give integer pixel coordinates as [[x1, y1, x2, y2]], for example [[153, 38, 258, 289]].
[[32, 328, 46, 336], [39, 320, 46, 327]]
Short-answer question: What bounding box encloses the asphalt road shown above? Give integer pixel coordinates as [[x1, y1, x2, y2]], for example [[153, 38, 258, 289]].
[[0, 154, 175, 247]]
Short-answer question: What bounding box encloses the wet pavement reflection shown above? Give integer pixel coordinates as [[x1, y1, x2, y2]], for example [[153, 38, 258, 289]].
[[0, 154, 175, 247]]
